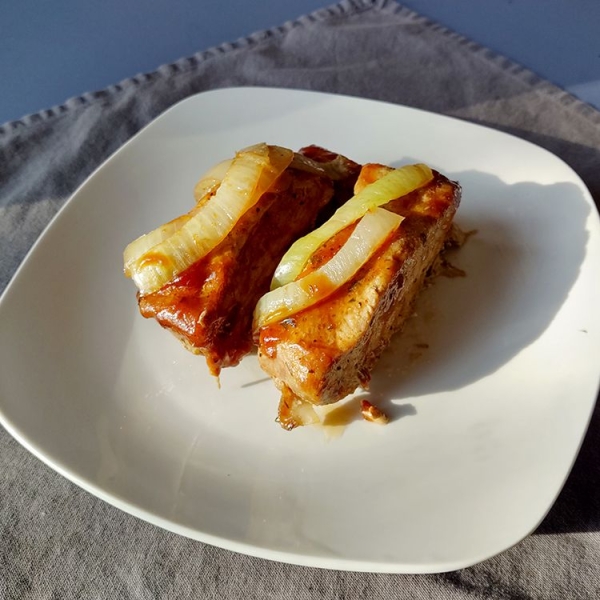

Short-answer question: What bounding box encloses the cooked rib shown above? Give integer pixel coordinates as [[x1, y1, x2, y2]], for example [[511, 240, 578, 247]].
[[256, 167, 461, 429], [138, 148, 360, 376]]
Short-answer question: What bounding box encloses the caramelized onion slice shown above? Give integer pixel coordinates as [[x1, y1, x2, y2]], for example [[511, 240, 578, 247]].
[[124, 159, 233, 277], [193, 158, 232, 202], [272, 163, 432, 289], [126, 143, 293, 295], [124, 214, 191, 278], [254, 208, 403, 329]]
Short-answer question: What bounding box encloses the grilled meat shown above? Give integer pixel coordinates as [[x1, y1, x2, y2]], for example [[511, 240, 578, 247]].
[[256, 167, 461, 429], [137, 148, 360, 376]]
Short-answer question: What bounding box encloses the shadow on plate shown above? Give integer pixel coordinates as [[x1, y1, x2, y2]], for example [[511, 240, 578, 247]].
[[362, 168, 599, 534], [365, 168, 590, 401]]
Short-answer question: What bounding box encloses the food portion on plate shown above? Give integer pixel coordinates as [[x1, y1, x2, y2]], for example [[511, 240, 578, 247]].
[[254, 162, 462, 429], [124, 143, 462, 428], [124, 143, 360, 375]]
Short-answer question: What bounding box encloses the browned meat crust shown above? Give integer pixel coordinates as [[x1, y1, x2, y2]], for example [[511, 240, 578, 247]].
[[256, 169, 461, 429], [138, 149, 360, 376]]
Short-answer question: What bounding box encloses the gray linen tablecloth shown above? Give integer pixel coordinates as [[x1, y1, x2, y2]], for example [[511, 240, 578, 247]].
[[2, 1, 600, 597]]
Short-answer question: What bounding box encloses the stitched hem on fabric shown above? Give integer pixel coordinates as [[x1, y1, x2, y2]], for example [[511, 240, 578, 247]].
[[1, 0, 599, 135]]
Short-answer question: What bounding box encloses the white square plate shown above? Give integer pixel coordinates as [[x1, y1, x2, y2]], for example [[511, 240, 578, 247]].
[[1, 87, 599, 573]]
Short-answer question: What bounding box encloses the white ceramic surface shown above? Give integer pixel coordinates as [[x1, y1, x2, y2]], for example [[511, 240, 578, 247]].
[[1, 87, 599, 573]]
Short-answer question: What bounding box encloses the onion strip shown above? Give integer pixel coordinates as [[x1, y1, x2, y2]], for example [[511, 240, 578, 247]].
[[124, 159, 233, 276], [272, 163, 432, 289], [193, 158, 232, 202], [126, 143, 293, 295], [254, 208, 403, 329], [124, 215, 192, 278]]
